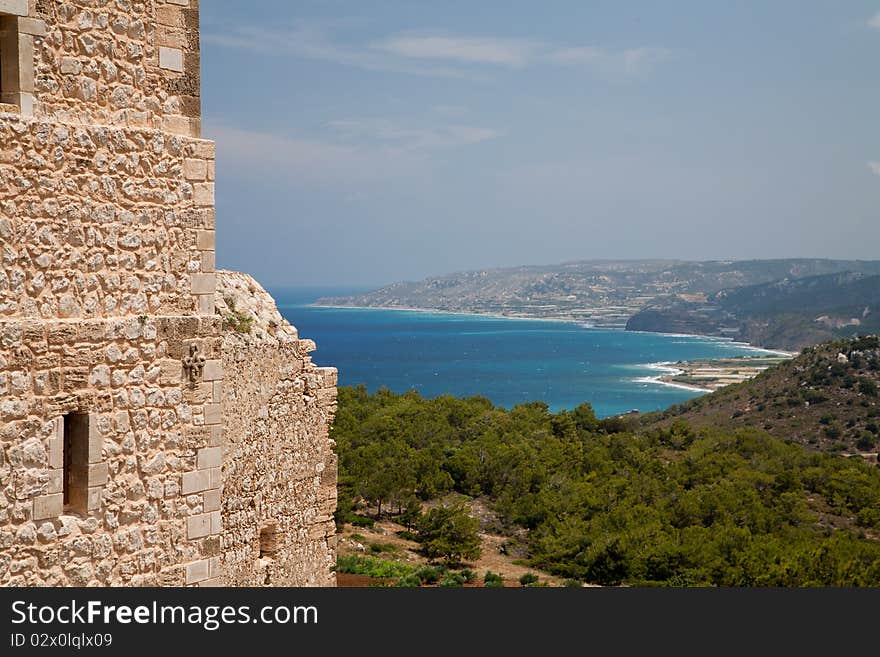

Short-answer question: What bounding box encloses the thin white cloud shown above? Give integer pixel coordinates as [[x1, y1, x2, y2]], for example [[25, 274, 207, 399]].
[[205, 123, 417, 185], [868, 161, 880, 177], [326, 119, 503, 150], [373, 35, 537, 67], [869, 13, 880, 30], [203, 25, 472, 79], [204, 118, 500, 185], [205, 23, 673, 80], [550, 46, 674, 75]]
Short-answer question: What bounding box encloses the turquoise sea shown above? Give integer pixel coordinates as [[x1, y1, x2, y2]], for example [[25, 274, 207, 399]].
[[272, 287, 783, 418]]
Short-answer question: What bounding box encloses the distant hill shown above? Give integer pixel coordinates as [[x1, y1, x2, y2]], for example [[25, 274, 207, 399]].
[[642, 336, 880, 456], [316, 258, 880, 349], [627, 271, 880, 350]]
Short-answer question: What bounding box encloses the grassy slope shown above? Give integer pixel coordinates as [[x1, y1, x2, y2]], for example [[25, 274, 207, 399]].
[[643, 336, 880, 456]]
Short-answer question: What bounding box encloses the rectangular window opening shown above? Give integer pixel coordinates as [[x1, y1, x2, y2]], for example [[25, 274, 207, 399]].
[[259, 521, 279, 559], [63, 413, 90, 514], [0, 14, 20, 109]]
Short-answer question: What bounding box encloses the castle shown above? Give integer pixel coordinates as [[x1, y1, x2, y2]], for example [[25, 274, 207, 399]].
[[0, 1, 337, 586]]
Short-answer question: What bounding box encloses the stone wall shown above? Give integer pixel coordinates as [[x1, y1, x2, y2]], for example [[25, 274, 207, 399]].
[[0, 1, 335, 588], [0, 0, 223, 586], [216, 271, 337, 587], [0, 314, 223, 585], [0, 115, 216, 320], [2, 0, 202, 136]]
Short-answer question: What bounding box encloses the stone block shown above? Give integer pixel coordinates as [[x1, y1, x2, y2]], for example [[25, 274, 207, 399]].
[[185, 558, 209, 584], [159, 46, 184, 72], [33, 494, 62, 520], [88, 462, 109, 486], [203, 488, 221, 512], [209, 511, 222, 534], [156, 5, 184, 27], [88, 417, 103, 463], [46, 469, 63, 494], [161, 115, 196, 136], [18, 18, 47, 37], [0, 0, 28, 16], [212, 381, 221, 403], [208, 467, 222, 489], [209, 425, 223, 447], [182, 469, 210, 494], [199, 577, 223, 587], [17, 92, 33, 116], [48, 419, 63, 468], [193, 183, 214, 207], [203, 359, 222, 381], [197, 447, 221, 470], [201, 250, 215, 272], [190, 140, 215, 159], [156, 25, 187, 49], [203, 403, 221, 425], [196, 229, 214, 250], [190, 273, 215, 295], [184, 159, 207, 181], [87, 486, 102, 511], [186, 513, 211, 539], [198, 294, 214, 316]]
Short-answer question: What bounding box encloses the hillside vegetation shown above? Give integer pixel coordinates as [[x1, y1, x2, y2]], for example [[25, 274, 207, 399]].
[[628, 272, 880, 350], [333, 346, 880, 586], [645, 336, 880, 455]]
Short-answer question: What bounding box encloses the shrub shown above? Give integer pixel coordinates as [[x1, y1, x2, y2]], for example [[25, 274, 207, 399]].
[[335, 555, 415, 579], [483, 571, 504, 587], [349, 515, 375, 529], [563, 579, 582, 587], [519, 573, 539, 587], [823, 424, 842, 440], [415, 566, 442, 585], [417, 501, 481, 564], [369, 542, 397, 555], [859, 378, 878, 397], [439, 572, 466, 587], [222, 297, 254, 334], [396, 575, 422, 588], [458, 569, 476, 583], [856, 433, 877, 451]]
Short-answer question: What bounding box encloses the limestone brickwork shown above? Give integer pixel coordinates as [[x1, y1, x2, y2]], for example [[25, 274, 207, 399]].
[[0, 1, 336, 587], [216, 271, 337, 586]]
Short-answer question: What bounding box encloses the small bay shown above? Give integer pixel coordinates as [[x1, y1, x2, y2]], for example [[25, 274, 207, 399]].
[[272, 287, 782, 418]]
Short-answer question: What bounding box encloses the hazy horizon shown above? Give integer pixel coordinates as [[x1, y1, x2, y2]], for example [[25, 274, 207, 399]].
[[259, 255, 880, 290], [202, 1, 880, 286]]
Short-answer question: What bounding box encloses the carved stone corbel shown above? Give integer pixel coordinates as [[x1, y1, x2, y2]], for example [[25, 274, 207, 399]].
[[182, 343, 206, 383]]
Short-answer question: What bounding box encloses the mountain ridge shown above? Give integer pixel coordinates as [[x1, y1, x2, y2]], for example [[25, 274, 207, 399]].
[[317, 258, 880, 349]]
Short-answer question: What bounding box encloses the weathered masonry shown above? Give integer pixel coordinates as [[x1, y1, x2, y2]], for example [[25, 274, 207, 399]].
[[0, 1, 337, 586]]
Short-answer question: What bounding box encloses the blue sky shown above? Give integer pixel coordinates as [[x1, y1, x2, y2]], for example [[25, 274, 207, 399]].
[[200, 1, 880, 286]]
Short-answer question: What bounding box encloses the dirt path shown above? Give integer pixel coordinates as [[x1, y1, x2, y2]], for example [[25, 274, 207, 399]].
[[337, 516, 569, 587]]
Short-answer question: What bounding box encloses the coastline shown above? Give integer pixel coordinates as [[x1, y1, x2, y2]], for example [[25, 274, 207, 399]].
[[309, 302, 797, 356], [636, 354, 793, 393], [307, 302, 591, 325], [633, 362, 709, 393]]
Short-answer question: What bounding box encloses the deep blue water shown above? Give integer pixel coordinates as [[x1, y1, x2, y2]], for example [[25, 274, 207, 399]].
[[270, 286, 781, 418]]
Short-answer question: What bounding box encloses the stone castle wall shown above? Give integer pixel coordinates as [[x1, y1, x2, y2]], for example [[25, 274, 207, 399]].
[[2, 0, 202, 135], [216, 272, 336, 586], [0, 1, 336, 587]]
